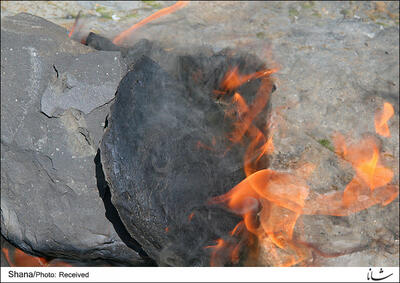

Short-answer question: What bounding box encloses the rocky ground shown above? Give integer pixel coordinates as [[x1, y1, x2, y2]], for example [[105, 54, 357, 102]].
[[1, 1, 399, 266]]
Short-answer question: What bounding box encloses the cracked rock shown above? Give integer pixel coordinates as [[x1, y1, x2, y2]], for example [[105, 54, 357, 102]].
[[1, 13, 148, 265], [41, 51, 125, 117]]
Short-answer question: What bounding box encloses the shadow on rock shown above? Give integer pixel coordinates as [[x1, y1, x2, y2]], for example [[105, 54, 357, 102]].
[[94, 150, 157, 266]]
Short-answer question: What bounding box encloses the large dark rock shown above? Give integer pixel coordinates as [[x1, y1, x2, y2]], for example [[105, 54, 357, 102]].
[[100, 49, 273, 266], [1, 13, 150, 265]]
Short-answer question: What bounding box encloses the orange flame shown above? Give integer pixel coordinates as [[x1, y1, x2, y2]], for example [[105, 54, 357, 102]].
[[188, 212, 195, 221], [205, 238, 229, 267], [1, 247, 72, 267], [227, 77, 275, 145], [304, 134, 398, 216], [68, 11, 83, 38], [206, 65, 398, 266], [220, 67, 278, 92], [209, 168, 313, 266], [113, 1, 189, 46], [374, 102, 394, 137], [2, 247, 47, 267], [334, 134, 394, 191], [210, 133, 398, 265]]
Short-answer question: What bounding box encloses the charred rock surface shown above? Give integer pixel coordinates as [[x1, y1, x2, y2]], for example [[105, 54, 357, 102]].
[[100, 52, 272, 266], [1, 13, 148, 265]]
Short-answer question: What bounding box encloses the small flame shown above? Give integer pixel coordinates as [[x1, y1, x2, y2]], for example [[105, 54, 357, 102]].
[[196, 141, 215, 151], [205, 238, 228, 267], [227, 77, 276, 145], [2, 248, 15, 267], [2, 247, 47, 267], [374, 102, 394, 137], [188, 212, 195, 221], [304, 134, 398, 217], [1, 247, 72, 267], [68, 11, 83, 38], [333, 134, 393, 191], [256, 135, 274, 162], [220, 67, 278, 93], [113, 1, 189, 46]]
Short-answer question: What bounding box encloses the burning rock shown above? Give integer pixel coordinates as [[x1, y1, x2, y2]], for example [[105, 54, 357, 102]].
[[100, 43, 276, 266], [2, 1, 398, 267], [84, 13, 399, 266]]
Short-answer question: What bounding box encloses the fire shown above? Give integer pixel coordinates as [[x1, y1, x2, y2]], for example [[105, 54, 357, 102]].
[[209, 168, 314, 266], [188, 212, 195, 221], [205, 238, 229, 267], [374, 102, 394, 137], [2, 247, 72, 267], [220, 67, 279, 93], [113, 1, 189, 46], [334, 134, 394, 191], [68, 11, 80, 38], [303, 134, 398, 217], [206, 65, 399, 266], [68, 11, 86, 43], [225, 77, 275, 146], [2, 248, 47, 267]]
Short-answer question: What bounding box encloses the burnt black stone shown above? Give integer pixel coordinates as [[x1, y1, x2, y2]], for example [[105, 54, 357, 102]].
[[100, 51, 272, 266]]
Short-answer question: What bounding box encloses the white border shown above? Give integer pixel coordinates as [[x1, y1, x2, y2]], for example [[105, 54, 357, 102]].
[[1, 267, 399, 282]]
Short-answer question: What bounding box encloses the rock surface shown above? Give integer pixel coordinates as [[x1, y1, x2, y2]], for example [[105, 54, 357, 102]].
[[256, 6, 399, 267], [100, 52, 273, 266], [1, 13, 149, 265], [41, 51, 124, 117]]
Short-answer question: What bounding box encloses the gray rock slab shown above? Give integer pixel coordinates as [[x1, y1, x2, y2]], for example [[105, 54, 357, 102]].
[[1, 13, 146, 265], [41, 51, 125, 117]]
